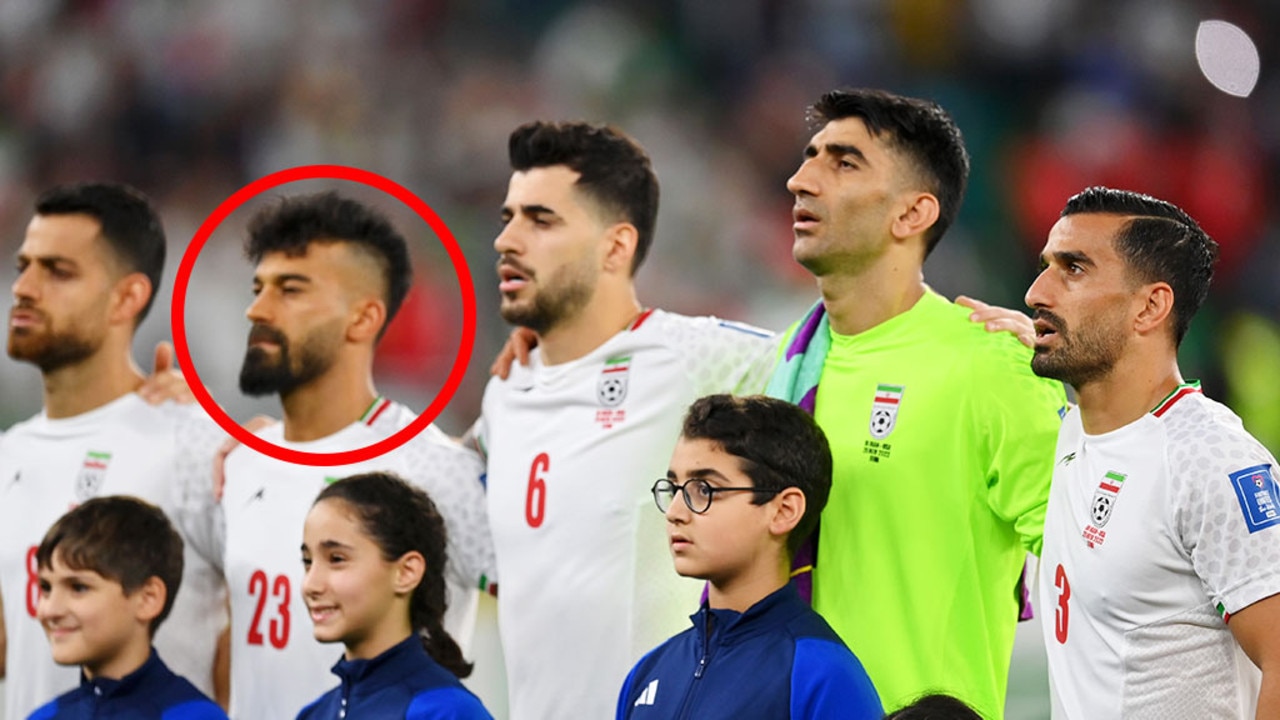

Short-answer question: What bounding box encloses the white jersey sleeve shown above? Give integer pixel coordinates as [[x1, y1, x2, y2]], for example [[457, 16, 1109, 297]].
[[1168, 400, 1280, 616], [663, 315, 778, 396]]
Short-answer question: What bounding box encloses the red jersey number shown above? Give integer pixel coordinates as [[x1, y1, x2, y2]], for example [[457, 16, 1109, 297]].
[[25, 545, 39, 617], [246, 570, 291, 649], [526, 453, 550, 528], [1054, 563, 1071, 644]]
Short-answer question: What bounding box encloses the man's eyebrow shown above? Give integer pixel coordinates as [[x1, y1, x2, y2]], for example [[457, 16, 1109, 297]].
[[805, 142, 869, 164], [1042, 250, 1094, 268]]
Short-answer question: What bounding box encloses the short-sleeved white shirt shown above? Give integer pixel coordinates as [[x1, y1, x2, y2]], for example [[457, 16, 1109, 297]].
[[1040, 385, 1280, 719], [472, 310, 776, 720], [216, 399, 492, 720], [0, 394, 227, 720]]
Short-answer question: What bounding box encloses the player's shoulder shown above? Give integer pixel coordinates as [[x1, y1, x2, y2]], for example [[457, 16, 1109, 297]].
[[643, 308, 773, 341], [405, 685, 493, 720], [1163, 389, 1274, 476]]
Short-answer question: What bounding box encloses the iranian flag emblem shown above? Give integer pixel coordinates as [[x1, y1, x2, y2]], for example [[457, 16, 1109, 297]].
[[597, 356, 631, 407], [869, 384, 904, 439], [1090, 471, 1127, 527]]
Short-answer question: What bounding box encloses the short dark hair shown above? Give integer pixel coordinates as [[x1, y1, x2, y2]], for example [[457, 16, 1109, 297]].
[[680, 394, 832, 557], [885, 693, 984, 720], [315, 472, 472, 678], [36, 495, 184, 636], [508, 121, 659, 274], [35, 183, 166, 324], [808, 88, 970, 256], [1061, 186, 1218, 346], [245, 191, 413, 338]]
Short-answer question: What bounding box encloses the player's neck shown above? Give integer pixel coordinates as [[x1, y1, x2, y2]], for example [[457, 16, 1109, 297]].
[[706, 555, 790, 613], [41, 343, 144, 420], [536, 285, 642, 366], [817, 250, 927, 337], [1075, 350, 1184, 435], [280, 360, 379, 442]]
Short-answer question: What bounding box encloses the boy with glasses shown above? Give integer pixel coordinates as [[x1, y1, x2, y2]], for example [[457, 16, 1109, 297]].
[[617, 394, 881, 719]]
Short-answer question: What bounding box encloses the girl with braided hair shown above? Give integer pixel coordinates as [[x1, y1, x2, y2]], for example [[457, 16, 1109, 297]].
[[296, 472, 491, 719]]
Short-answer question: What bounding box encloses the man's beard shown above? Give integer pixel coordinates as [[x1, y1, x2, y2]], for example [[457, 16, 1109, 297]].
[[1030, 309, 1126, 389], [498, 258, 596, 335], [7, 311, 100, 373], [238, 322, 339, 397]]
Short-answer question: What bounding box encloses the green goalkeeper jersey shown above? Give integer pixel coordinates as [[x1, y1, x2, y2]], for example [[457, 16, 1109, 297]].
[[788, 290, 1066, 719]]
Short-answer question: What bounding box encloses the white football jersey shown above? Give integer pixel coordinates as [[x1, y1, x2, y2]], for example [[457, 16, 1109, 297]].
[[0, 394, 227, 720], [217, 398, 492, 720], [1040, 384, 1280, 719], [472, 309, 776, 720]]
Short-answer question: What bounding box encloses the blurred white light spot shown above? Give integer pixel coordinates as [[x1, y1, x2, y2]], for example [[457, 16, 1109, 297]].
[[1195, 20, 1259, 97]]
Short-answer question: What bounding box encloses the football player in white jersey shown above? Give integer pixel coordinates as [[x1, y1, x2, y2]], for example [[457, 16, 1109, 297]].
[[199, 192, 493, 719], [1027, 186, 1280, 719], [470, 121, 777, 720], [0, 183, 228, 718]]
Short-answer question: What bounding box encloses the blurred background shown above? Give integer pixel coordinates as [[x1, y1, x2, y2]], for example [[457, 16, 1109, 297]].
[[0, 1, 1274, 718]]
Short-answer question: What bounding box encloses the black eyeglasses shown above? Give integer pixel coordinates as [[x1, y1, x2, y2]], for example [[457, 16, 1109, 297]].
[[651, 478, 778, 514]]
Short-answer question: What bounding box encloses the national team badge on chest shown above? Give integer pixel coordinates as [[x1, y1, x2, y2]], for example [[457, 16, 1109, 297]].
[[1082, 470, 1126, 548], [76, 450, 112, 501], [869, 384, 903, 439], [595, 355, 631, 429]]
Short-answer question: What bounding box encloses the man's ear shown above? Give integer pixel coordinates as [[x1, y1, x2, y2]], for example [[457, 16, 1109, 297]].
[[890, 192, 940, 243], [769, 487, 807, 540], [109, 273, 153, 326], [601, 222, 639, 275], [347, 298, 388, 344], [1133, 282, 1175, 338]]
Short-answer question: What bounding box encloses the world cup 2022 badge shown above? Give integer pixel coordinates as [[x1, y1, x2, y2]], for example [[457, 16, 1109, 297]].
[[1083, 470, 1126, 548], [595, 356, 631, 430], [76, 450, 112, 502], [869, 384, 904, 439]]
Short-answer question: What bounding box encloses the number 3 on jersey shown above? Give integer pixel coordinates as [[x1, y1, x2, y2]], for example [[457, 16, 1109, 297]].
[[247, 569, 290, 649], [1054, 563, 1071, 644], [526, 453, 550, 528]]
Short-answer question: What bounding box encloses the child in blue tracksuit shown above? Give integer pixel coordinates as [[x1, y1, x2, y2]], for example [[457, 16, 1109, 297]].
[[295, 472, 491, 719], [27, 496, 227, 720], [618, 395, 882, 719]]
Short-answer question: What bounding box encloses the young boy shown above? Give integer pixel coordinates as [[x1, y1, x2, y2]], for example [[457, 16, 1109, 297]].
[[28, 496, 227, 719], [617, 394, 882, 719]]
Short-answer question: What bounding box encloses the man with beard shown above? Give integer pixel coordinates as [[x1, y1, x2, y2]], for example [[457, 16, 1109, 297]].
[[1027, 187, 1280, 719], [0, 183, 227, 718], [199, 192, 493, 718], [468, 122, 778, 719], [770, 88, 1067, 719]]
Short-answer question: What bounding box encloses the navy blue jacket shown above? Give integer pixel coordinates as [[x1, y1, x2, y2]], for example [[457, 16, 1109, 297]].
[[617, 584, 882, 719], [296, 637, 491, 720], [27, 649, 226, 720]]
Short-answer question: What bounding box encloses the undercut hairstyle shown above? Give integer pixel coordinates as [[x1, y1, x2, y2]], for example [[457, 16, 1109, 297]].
[[680, 394, 832, 557], [36, 495, 184, 636], [245, 191, 413, 338], [1062, 186, 1218, 346], [508, 121, 659, 274], [808, 88, 970, 256], [885, 693, 984, 720], [315, 472, 472, 678], [35, 183, 167, 324]]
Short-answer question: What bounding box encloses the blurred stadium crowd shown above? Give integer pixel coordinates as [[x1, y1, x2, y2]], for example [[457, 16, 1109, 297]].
[[0, 0, 1275, 445]]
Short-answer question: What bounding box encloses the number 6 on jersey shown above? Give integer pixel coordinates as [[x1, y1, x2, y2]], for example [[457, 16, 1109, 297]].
[[526, 453, 550, 528]]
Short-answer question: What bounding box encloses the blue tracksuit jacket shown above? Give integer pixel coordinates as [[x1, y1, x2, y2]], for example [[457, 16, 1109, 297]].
[[27, 649, 226, 720], [295, 636, 491, 720], [617, 583, 882, 719]]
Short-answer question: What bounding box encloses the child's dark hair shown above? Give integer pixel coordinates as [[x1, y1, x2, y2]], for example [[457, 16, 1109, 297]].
[[680, 394, 833, 557], [884, 693, 984, 719], [35, 495, 184, 636], [315, 472, 471, 678]]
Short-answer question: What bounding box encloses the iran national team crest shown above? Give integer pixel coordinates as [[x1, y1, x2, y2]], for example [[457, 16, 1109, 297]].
[[76, 450, 112, 501], [1082, 470, 1126, 548], [869, 384, 904, 439], [598, 356, 630, 407]]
